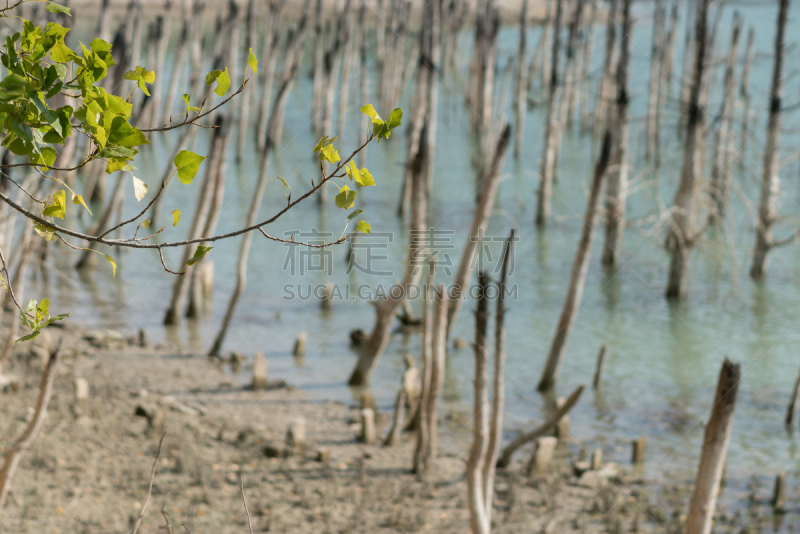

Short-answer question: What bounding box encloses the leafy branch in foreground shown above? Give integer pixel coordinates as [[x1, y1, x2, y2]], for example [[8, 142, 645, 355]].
[[0, 3, 402, 344]]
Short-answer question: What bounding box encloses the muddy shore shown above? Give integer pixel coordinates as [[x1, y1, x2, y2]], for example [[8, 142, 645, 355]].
[[0, 323, 785, 533]]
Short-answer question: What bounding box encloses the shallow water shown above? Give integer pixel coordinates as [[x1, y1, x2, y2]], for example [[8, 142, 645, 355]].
[[13, 0, 800, 513]]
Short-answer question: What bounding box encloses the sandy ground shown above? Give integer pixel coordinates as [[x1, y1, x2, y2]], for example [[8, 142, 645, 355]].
[[0, 323, 785, 534]]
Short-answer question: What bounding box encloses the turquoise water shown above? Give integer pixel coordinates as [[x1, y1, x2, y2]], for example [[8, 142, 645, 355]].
[[13, 0, 800, 511]]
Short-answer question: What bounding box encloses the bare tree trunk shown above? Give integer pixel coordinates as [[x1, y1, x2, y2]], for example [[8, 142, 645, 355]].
[[482, 229, 513, 528], [739, 27, 754, 168], [412, 278, 434, 474], [348, 125, 428, 386], [661, 4, 679, 109], [537, 0, 553, 95], [537, 132, 612, 392], [256, 3, 282, 151], [235, 0, 256, 164], [666, 0, 710, 300], [751, 0, 788, 280], [708, 14, 740, 225], [466, 272, 490, 534], [578, 2, 596, 133], [187, 119, 232, 318], [593, 0, 618, 139], [686, 359, 740, 534], [447, 126, 511, 339], [358, 2, 369, 168], [679, 23, 693, 136], [162, 4, 190, 126], [0, 344, 60, 508], [645, 2, 664, 163], [513, 0, 529, 157], [311, 0, 325, 135], [163, 119, 226, 325], [535, 0, 563, 227], [601, 0, 632, 268]]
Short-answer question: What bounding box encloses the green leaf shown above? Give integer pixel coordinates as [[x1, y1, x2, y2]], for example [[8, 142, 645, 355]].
[[142, 219, 151, 229], [34, 223, 57, 241], [43, 190, 66, 219], [356, 220, 371, 234], [335, 185, 357, 210], [387, 108, 403, 128], [313, 135, 337, 152], [105, 254, 116, 277], [355, 167, 375, 187], [359, 104, 380, 121], [346, 209, 363, 221], [72, 193, 91, 216], [318, 144, 340, 163], [170, 209, 180, 227], [174, 150, 206, 184], [182, 94, 200, 112], [46, 2, 71, 16], [123, 66, 155, 96], [247, 48, 258, 74], [214, 68, 230, 97], [205, 69, 222, 87], [186, 245, 212, 266], [132, 176, 148, 201], [49, 40, 75, 63]]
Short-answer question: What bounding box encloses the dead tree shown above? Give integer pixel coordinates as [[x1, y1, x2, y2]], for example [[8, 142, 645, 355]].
[[578, 2, 596, 133], [751, 0, 790, 279], [708, 14, 740, 225], [601, 0, 632, 268], [535, 0, 563, 227], [686, 359, 740, 534], [513, 0, 529, 157], [186, 119, 232, 318], [446, 126, 511, 339], [348, 128, 428, 386], [256, 2, 283, 151], [593, 0, 618, 138], [645, 2, 664, 163], [235, 0, 256, 163], [538, 132, 612, 392], [466, 271, 506, 534], [163, 117, 228, 325], [481, 229, 513, 529], [0, 343, 60, 508], [413, 278, 435, 474], [738, 27, 754, 167], [666, 0, 710, 300]]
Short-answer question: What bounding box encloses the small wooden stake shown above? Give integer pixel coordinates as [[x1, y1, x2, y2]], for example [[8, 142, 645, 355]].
[[593, 343, 607, 389], [632, 436, 647, 464], [360, 408, 376, 444], [591, 448, 603, 470], [293, 332, 307, 358], [252, 353, 268, 390], [555, 397, 570, 440], [526, 436, 558, 475], [772, 472, 786, 511]]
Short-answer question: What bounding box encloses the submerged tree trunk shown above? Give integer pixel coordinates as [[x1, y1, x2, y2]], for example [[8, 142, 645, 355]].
[[666, 0, 710, 300], [593, 0, 617, 139], [708, 14, 740, 225], [601, 0, 632, 269], [751, 0, 788, 279], [645, 2, 664, 164], [537, 132, 612, 392], [514, 0, 528, 157], [738, 27, 755, 168], [535, 0, 563, 227]]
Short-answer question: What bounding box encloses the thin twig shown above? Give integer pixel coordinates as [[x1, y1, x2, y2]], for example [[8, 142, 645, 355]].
[[241, 479, 254, 534], [131, 432, 166, 534]]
